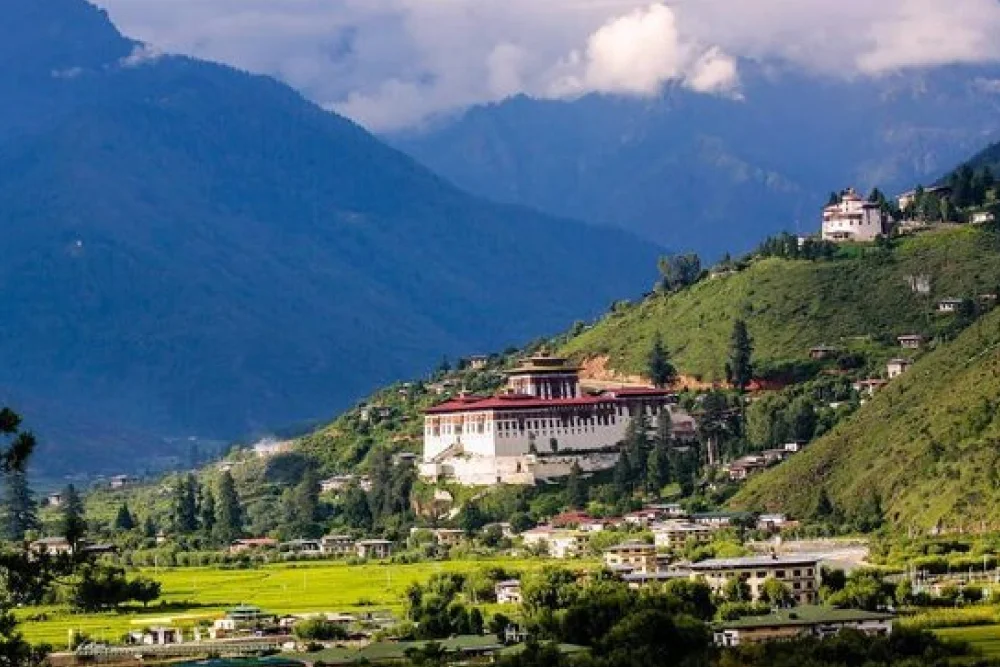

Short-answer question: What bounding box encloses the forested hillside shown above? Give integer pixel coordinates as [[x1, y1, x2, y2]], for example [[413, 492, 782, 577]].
[[561, 227, 1000, 384], [0, 0, 660, 474], [730, 305, 1000, 531]]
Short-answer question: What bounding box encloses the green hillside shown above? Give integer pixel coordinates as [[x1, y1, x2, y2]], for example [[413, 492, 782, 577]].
[[729, 304, 1000, 531], [561, 226, 1000, 382]]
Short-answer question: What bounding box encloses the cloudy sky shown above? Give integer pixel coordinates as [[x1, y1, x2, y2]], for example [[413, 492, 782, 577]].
[[95, 0, 1000, 132]]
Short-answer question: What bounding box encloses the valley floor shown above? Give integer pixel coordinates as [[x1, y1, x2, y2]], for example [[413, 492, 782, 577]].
[[17, 558, 584, 648]]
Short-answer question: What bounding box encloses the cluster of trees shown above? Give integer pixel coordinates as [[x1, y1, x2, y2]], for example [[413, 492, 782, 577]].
[[71, 564, 161, 611], [605, 409, 700, 506], [335, 448, 416, 536], [753, 233, 837, 261], [656, 254, 702, 293], [404, 573, 485, 639], [167, 472, 242, 544], [904, 166, 997, 222]]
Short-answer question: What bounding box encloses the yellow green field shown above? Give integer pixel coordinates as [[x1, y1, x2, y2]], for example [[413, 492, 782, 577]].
[[934, 625, 1000, 659], [18, 558, 584, 649]]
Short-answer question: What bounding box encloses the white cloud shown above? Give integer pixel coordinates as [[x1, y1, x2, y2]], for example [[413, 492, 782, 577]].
[[546, 4, 738, 98], [94, 0, 1000, 131]]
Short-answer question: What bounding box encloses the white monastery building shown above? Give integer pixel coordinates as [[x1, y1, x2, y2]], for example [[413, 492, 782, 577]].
[[821, 188, 887, 243], [419, 353, 676, 485]]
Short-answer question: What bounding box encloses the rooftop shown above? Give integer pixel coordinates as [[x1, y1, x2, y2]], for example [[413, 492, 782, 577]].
[[715, 605, 893, 630], [690, 555, 819, 570]]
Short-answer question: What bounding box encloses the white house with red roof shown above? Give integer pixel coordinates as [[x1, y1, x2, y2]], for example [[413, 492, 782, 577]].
[[822, 188, 887, 242], [419, 353, 674, 485]]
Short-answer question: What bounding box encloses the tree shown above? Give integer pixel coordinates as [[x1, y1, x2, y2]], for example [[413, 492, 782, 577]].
[[0, 409, 71, 667], [760, 577, 793, 607], [60, 484, 86, 551], [469, 607, 484, 635], [726, 319, 753, 392], [199, 486, 216, 535], [723, 576, 752, 603], [657, 254, 702, 292], [565, 463, 587, 509], [114, 503, 136, 532], [171, 475, 198, 534], [646, 442, 670, 495], [1, 470, 39, 542], [128, 578, 162, 608], [612, 450, 632, 501], [284, 468, 321, 537], [647, 336, 677, 390], [814, 488, 836, 521], [213, 471, 242, 544], [460, 502, 487, 536], [342, 485, 373, 531]]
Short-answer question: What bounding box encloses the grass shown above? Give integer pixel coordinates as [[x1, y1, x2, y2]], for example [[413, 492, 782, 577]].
[[16, 558, 578, 648], [935, 625, 1000, 658], [730, 302, 1000, 531], [561, 226, 1000, 383]]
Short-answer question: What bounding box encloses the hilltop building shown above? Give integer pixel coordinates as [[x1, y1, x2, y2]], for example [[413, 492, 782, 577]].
[[822, 188, 887, 243], [419, 353, 676, 485]]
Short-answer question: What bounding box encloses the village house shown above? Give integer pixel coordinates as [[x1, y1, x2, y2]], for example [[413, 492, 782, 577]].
[[756, 513, 789, 532], [970, 210, 996, 225], [280, 539, 323, 555], [646, 502, 687, 518], [468, 355, 490, 370], [229, 538, 279, 554], [886, 358, 913, 379], [897, 334, 925, 350], [419, 353, 675, 485], [783, 441, 806, 453], [897, 184, 951, 211], [46, 492, 62, 507], [127, 626, 183, 646], [550, 510, 594, 528], [690, 555, 821, 605], [432, 528, 466, 548], [355, 539, 393, 560], [495, 579, 522, 605], [822, 188, 887, 242], [603, 540, 658, 574], [393, 452, 419, 466], [623, 507, 667, 527], [725, 455, 768, 481], [652, 521, 714, 550], [30, 536, 73, 556], [760, 448, 791, 465], [691, 511, 751, 528], [713, 606, 894, 647], [320, 534, 355, 556], [577, 517, 613, 533], [252, 438, 294, 458], [320, 475, 371, 493], [621, 569, 691, 590], [520, 526, 584, 559], [937, 298, 965, 313], [852, 379, 888, 396]]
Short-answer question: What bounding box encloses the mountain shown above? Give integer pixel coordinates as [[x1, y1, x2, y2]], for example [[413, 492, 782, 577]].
[[392, 63, 1000, 256], [560, 226, 1000, 384], [0, 0, 661, 475], [729, 304, 1000, 531]]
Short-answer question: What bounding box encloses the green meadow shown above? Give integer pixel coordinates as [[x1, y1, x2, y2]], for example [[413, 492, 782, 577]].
[[934, 625, 1000, 659], [17, 558, 581, 648]]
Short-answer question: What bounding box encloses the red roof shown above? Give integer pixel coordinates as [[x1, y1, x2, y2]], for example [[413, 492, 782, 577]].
[[424, 387, 670, 415]]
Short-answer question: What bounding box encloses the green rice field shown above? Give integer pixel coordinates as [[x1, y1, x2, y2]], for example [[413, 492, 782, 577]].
[[934, 625, 1000, 659], [18, 558, 581, 649]]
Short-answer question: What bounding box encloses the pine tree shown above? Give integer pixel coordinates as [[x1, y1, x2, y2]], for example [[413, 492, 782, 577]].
[[726, 319, 754, 392], [655, 408, 673, 448], [565, 462, 587, 509], [172, 475, 199, 534], [612, 451, 632, 501], [1, 470, 39, 542], [214, 471, 242, 544], [646, 442, 671, 496], [60, 484, 86, 550], [200, 486, 216, 535], [285, 468, 321, 537], [143, 515, 157, 540], [114, 503, 135, 532], [647, 335, 677, 388]]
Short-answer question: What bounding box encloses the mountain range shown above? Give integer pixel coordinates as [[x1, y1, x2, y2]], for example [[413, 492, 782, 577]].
[[393, 63, 1000, 256], [0, 0, 661, 475]]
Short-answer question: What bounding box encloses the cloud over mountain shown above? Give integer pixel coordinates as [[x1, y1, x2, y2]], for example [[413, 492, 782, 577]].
[[95, 0, 1000, 130]]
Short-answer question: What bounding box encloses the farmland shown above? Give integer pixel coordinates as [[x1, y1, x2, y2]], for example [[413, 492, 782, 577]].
[[935, 625, 1000, 659], [17, 557, 582, 648]]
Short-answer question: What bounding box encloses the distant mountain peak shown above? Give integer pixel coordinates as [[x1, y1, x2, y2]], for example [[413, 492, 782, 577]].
[[1, 0, 133, 78]]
